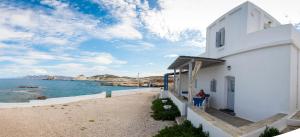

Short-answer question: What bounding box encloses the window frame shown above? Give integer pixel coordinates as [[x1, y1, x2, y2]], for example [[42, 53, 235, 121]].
[[210, 79, 217, 92], [215, 28, 225, 48]]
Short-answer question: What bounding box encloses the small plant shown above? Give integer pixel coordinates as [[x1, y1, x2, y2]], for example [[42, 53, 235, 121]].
[[154, 120, 209, 137], [259, 126, 280, 137], [151, 98, 180, 120]]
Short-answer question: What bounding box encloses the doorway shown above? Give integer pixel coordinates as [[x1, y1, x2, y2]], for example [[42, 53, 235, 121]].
[[226, 76, 235, 111]]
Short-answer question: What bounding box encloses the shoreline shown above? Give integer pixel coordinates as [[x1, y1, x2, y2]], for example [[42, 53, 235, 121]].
[[0, 88, 160, 108]]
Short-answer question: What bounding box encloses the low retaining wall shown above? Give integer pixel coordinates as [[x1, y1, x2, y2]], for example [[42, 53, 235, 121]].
[[111, 88, 158, 96], [241, 115, 287, 137], [187, 107, 233, 137], [187, 106, 288, 137], [160, 90, 169, 98], [168, 91, 187, 116]]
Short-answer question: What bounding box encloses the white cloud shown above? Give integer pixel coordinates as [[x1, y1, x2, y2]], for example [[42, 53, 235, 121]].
[[81, 52, 126, 65], [0, 65, 49, 77], [164, 54, 178, 58], [32, 68, 48, 74], [0, 45, 126, 66], [0, 0, 143, 47], [43, 63, 109, 76], [147, 62, 154, 65], [140, 0, 300, 42], [117, 42, 155, 51], [0, 56, 38, 65], [91, 0, 143, 40], [0, 25, 33, 41]]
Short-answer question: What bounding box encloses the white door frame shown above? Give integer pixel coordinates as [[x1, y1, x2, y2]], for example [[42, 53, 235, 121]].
[[225, 76, 235, 111]]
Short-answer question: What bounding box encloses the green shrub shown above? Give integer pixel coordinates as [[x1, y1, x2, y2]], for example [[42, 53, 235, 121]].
[[259, 126, 280, 137], [151, 98, 180, 120], [154, 120, 209, 137]]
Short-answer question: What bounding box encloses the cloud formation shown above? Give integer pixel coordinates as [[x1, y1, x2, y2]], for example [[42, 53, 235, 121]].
[[1, 0, 300, 77]]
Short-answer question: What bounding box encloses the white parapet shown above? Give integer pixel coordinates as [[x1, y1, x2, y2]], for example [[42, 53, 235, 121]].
[[187, 107, 233, 137], [160, 90, 169, 98], [168, 91, 187, 116]]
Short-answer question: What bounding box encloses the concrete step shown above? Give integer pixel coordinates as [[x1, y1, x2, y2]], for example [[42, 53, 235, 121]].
[[287, 111, 300, 126], [281, 126, 300, 133]]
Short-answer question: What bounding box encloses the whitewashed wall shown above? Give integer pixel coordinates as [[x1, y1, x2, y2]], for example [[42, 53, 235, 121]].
[[195, 1, 300, 122], [196, 45, 292, 122], [246, 2, 280, 33], [206, 2, 247, 58]]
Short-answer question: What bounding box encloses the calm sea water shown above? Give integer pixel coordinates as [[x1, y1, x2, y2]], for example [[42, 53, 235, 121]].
[[0, 79, 138, 103]]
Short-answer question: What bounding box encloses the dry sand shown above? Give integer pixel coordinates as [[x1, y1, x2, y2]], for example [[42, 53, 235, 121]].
[[0, 92, 174, 137]]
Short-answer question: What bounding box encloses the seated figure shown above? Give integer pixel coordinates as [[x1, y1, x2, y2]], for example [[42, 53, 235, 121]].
[[196, 89, 206, 99], [193, 89, 209, 107]]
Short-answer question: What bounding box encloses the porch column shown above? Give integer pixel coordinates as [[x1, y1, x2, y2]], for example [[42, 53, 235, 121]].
[[178, 68, 182, 95], [192, 61, 202, 99], [173, 69, 177, 93], [188, 62, 193, 104]]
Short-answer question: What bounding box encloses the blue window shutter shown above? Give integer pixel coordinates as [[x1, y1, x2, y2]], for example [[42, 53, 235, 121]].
[[216, 31, 220, 47], [220, 28, 225, 46]]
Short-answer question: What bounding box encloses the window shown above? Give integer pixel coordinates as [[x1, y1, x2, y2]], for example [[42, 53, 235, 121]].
[[210, 79, 217, 92], [216, 28, 225, 48]]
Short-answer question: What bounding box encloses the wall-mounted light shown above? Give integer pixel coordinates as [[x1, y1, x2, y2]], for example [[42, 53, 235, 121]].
[[227, 65, 231, 71]]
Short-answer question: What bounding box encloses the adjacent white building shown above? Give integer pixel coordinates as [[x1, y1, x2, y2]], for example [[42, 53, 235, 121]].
[[164, 1, 300, 137]]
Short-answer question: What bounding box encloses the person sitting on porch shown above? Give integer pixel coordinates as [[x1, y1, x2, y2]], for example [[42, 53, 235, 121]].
[[193, 89, 206, 107], [196, 89, 206, 99]]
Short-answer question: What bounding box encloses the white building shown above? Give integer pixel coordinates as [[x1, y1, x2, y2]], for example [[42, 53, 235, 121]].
[[164, 1, 300, 137]]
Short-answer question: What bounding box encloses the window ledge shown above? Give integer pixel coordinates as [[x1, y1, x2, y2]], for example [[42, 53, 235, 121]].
[[217, 46, 225, 51]]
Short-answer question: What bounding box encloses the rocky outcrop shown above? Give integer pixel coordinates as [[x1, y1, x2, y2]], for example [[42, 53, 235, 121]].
[[74, 75, 87, 80], [18, 86, 39, 89], [36, 96, 47, 100]]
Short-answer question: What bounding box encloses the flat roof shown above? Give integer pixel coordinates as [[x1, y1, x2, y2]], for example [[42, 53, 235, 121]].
[[168, 56, 225, 70]]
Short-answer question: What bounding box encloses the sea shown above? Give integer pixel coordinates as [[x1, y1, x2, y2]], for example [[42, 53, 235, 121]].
[[0, 79, 138, 103]]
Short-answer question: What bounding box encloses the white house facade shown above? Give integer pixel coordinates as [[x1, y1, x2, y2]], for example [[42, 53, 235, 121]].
[[163, 1, 300, 137]]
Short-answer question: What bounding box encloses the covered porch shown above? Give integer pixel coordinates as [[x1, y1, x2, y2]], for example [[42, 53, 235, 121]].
[[167, 56, 225, 105]]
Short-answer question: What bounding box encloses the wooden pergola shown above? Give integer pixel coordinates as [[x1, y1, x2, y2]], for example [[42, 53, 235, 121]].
[[168, 56, 225, 104]]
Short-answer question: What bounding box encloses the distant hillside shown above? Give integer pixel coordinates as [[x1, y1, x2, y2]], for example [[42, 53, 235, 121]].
[[23, 74, 168, 87], [74, 74, 165, 87], [23, 75, 73, 80]]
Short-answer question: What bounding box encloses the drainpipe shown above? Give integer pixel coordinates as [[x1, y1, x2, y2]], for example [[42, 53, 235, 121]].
[[296, 50, 299, 109]]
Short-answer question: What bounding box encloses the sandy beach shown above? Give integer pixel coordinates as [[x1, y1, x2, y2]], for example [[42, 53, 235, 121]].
[[0, 91, 174, 137]]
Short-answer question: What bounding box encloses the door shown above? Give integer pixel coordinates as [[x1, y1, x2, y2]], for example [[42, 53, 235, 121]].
[[227, 76, 235, 111]]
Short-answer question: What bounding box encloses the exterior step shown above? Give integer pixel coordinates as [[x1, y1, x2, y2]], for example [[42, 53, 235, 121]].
[[175, 116, 187, 125], [281, 126, 300, 133], [287, 111, 300, 126]]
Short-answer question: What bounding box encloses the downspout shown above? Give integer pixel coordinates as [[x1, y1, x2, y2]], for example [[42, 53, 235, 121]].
[[296, 49, 299, 109]]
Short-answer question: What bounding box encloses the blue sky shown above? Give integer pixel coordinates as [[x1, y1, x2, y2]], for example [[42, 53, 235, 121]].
[[0, 0, 300, 78]]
